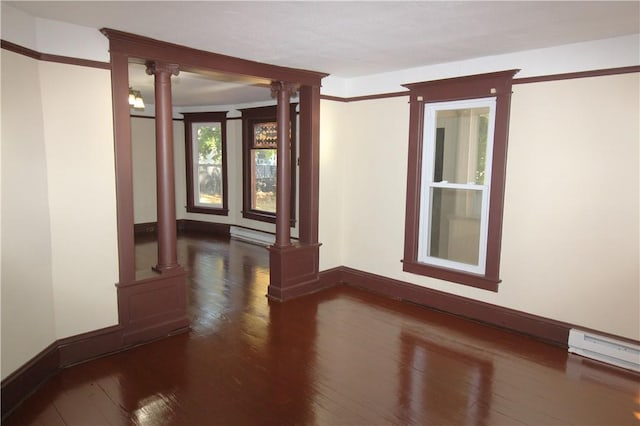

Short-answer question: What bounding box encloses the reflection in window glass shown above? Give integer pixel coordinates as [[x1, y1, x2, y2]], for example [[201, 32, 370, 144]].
[[429, 188, 482, 265], [433, 107, 490, 185]]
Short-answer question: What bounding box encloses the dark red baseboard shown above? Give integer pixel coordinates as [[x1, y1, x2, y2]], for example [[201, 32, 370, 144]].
[[178, 219, 230, 236], [0, 325, 129, 420], [337, 266, 571, 346], [135, 220, 231, 237], [1, 342, 58, 420]]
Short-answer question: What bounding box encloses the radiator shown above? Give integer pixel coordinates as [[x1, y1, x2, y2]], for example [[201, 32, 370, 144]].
[[229, 226, 275, 246], [568, 329, 640, 372]]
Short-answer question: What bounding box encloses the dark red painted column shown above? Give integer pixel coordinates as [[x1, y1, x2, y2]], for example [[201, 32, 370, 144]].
[[146, 61, 180, 273], [271, 81, 297, 248]]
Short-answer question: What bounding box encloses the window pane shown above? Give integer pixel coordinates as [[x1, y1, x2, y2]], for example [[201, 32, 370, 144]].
[[434, 107, 490, 184], [251, 149, 276, 213], [429, 188, 482, 266], [194, 122, 222, 207], [253, 122, 277, 148]]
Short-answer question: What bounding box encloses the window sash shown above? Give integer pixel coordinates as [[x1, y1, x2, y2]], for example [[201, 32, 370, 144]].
[[417, 97, 496, 275]]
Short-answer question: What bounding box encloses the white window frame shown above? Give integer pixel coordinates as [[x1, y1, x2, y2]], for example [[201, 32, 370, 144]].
[[417, 97, 497, 275]]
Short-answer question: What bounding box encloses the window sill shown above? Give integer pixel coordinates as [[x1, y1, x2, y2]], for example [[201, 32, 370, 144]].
[[402, 259, 500, 292]]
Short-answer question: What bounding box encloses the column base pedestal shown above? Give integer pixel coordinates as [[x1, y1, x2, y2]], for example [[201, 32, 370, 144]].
[[117, 267, 189, 345], [267, 243, 322, 301]]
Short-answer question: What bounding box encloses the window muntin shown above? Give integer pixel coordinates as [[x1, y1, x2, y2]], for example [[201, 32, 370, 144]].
[[418, 98, 496, 274], [184, 112, 228, 215]]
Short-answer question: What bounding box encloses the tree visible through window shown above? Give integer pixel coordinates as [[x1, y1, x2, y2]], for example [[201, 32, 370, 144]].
[[250, 121, 278, 213], [184, 112, 228, 215], [241, 104, 297, 224]]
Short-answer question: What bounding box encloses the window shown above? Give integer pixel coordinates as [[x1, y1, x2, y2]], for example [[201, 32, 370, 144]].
[[184, 112, 228, 215], [241, 104, 297, 224], [402, 70, 518, 291]]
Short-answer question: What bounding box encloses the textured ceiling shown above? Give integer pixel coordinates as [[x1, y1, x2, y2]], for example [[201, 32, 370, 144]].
[[9, 1, 639, 106]]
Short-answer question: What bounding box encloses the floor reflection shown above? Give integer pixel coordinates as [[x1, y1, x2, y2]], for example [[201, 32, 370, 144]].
[[4, 233, 639, 425], [397, 331, 494, 425]]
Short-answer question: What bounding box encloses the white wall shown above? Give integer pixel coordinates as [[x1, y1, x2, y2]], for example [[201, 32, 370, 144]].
[[1, 50, 57, 379], [38, 61, 119, 338], [319, 73, 639, 341], [502, 74, 639, 338], [318, 100, 349, 271], [1, 3, 119, 378]]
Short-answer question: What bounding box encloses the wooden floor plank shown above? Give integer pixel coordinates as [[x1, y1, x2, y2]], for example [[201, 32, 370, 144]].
[[5, 232, 639, 425]]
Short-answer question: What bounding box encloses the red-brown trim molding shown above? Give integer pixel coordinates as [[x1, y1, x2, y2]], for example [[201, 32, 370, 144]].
[[1, 39, 110, 69], [324, 266, 640, 350], [1, 325, 125, 420], [513, 65, 640, 85], [320, 66, 640, 103]]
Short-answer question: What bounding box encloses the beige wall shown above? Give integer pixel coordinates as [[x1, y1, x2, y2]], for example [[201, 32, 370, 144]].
[[1, 51, 57, 379], [38, 61, 119, 338], [131, 117, 186, 224], [318, 100, 349, 270], [0, 51, 119, 379], [318, 73, 640, 340]]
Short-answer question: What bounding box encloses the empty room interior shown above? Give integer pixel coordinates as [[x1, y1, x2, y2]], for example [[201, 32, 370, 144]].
[[1, 1, 639, 425]]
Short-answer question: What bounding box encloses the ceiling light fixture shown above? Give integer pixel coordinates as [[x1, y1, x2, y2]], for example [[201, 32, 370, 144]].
[[128, 87, 145, 110]]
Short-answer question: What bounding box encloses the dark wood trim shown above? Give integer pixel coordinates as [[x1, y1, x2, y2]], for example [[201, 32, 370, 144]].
[[333, 266, 640, 350], [1, 342, 59, 420], [146, 60, 181, 273], [401, 70, 518, 290], [513, 65, 640, 85], [178, 219, 230, 236], [131, 114, 186, 121], [318, 267, 344, 288], [320, 91, 409, 103], [110, 51, 137, 285], [1, 39, 110, 69], [134, 221, 158, 235], [267, 243, 324, 301], [402, 261, 499, 291], [298, 85, 321, 244], [0, 325, 126, 420], [320, 67, 640, 103], [135, 220, 231, 237], [57, 325, 124, 368], [183, 111, 229, 216], [337, 267, 570, 346], [100, 28, 327, 87], [1, 39, 40, 60], [117, 270, 190, 346]]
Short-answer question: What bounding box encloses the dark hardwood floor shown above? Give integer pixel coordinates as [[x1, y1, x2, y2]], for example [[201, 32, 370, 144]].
[[4, 232, 639, 425]]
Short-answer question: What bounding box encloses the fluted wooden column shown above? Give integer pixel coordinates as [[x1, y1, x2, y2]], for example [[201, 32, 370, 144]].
[[146, 61, 180, 273], [271, 81, 297, 248]]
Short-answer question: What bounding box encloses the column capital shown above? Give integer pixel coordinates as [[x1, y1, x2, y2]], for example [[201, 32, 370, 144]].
[[270, 81, 298, 98], [145, 61, 180, 77]]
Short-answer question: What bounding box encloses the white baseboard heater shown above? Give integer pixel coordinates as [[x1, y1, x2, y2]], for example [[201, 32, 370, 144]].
[[230, 226, 275, 246], [568, 329, 640, 372]]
